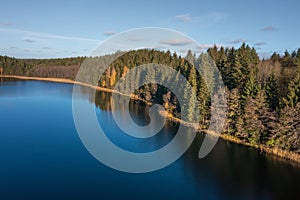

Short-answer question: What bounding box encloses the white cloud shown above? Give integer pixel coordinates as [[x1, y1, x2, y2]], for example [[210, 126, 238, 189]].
[[160, 38, 193, 46], [22, 36, 46, 43], [261, 26, 279, 32], [226, 38, 246, 44], [104, 31, 117, 36], [0, 28, 100, 43], [23, 38, 36, 43], [196, 44, 223, 49], [175, 14, 192, 22], [254, 42, 267, 46], [175, 12, 228, 24]]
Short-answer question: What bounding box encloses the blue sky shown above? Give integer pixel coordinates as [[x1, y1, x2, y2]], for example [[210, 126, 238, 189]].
[[0, 0, 299, 58]]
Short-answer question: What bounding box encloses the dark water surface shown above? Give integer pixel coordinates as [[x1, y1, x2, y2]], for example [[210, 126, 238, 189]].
[[0, 79, 299, 199]]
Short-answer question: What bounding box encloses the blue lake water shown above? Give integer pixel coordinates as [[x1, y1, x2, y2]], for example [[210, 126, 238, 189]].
[[0, 79, 299, 199]]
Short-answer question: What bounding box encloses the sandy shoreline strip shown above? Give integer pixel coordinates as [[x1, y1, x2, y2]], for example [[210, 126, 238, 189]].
[[1, 74, 300, 165], [0, 75, 117, 93]]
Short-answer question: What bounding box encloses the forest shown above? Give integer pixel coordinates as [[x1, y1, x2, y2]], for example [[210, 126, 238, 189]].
[[0, 44, 299, 155]]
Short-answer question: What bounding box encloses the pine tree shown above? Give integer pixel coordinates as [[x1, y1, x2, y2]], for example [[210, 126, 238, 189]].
[[281, 70, 300, 108], [273, 103, 300, 152], [237, 43, 251, 77], [197, 53, 216, 92], [256, 91, 275, 144], [237, 96, 261, 143], [265, 74, 279, 110], [237, 90, 269, 144], [182, 81, 197, 123], [197, 75, 210, 125], [225, 88, 241, 136], [271, 52, 280, 62], [207, 45, 218, 62], [187, 66, 197, 89], [241, 69, 260, 110], [281, 50, 293, 67], [215, 46, 227, 80], [224, 48, 243, 90], [185, 49, 195, 65]]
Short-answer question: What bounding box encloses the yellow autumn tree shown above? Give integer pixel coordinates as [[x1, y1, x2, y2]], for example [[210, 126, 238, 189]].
[[109, 67, 117, 87]]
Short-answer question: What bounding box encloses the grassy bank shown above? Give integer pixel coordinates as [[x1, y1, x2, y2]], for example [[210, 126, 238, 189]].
[[159, 108, 300, 165]]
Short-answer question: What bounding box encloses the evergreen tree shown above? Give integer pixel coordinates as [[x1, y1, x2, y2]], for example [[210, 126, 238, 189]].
[[224, 48, 243, 90], [241, 69, 260, 110], [207, 45, 218, 62], [273, 103, 300, 152], [225, 88, 241, 136], [265, 74, 279, 110], [237, 43, 251, 77], [271, 52, 280, 62], [182, 81, 197, 122], [281, 50, 294, 67], [197, 75, 210, 125], [187, 66, 197, 89], [237, 96, 261, 143], [197, 53, 216, 92], [256, 91, 274, 143], [237, 91, 266, 144], [215, 46, 227, 79], [185, 49, 195, 65], [281, 70, 300, 108]]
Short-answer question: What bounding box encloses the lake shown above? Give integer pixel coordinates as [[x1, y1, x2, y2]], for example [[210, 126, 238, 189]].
[[0, 79, 299, 199]]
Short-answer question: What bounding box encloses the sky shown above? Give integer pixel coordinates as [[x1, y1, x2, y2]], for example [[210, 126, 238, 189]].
[[0, 0, 299, 58]]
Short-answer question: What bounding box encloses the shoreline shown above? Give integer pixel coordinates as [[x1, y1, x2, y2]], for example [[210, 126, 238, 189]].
[[0, 75, 117, 93], [159, 111, 300, 165], [1, 74, 300, 165], [0, 75, 151, 104]]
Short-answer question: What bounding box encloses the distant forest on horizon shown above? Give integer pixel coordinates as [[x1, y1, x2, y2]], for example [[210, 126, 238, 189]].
[[1, 43, 300, 157]]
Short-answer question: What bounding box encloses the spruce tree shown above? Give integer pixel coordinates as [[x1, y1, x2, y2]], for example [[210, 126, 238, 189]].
[[185, 49, 195, 65], [225, 88, 241, 136], [187, 66, 197, 89], [274, 103, 300, 152], [237, 96, 260, 143], [197, 75, 210, 125], [281, 70, 300, 108], [225, 48, 243, 90], [182, 81, 197, 123], [241, 69, 260, 110], [265, 74, 279, 110], [237, 90, 268, 144]]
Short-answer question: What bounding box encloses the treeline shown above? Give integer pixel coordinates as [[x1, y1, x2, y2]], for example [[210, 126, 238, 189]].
[[98, 49, 210, 123], [0, 56, 83, 79], [0, 45, 299, 154], [97, 46, 300, 153], [207, 44, 300, 153]]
